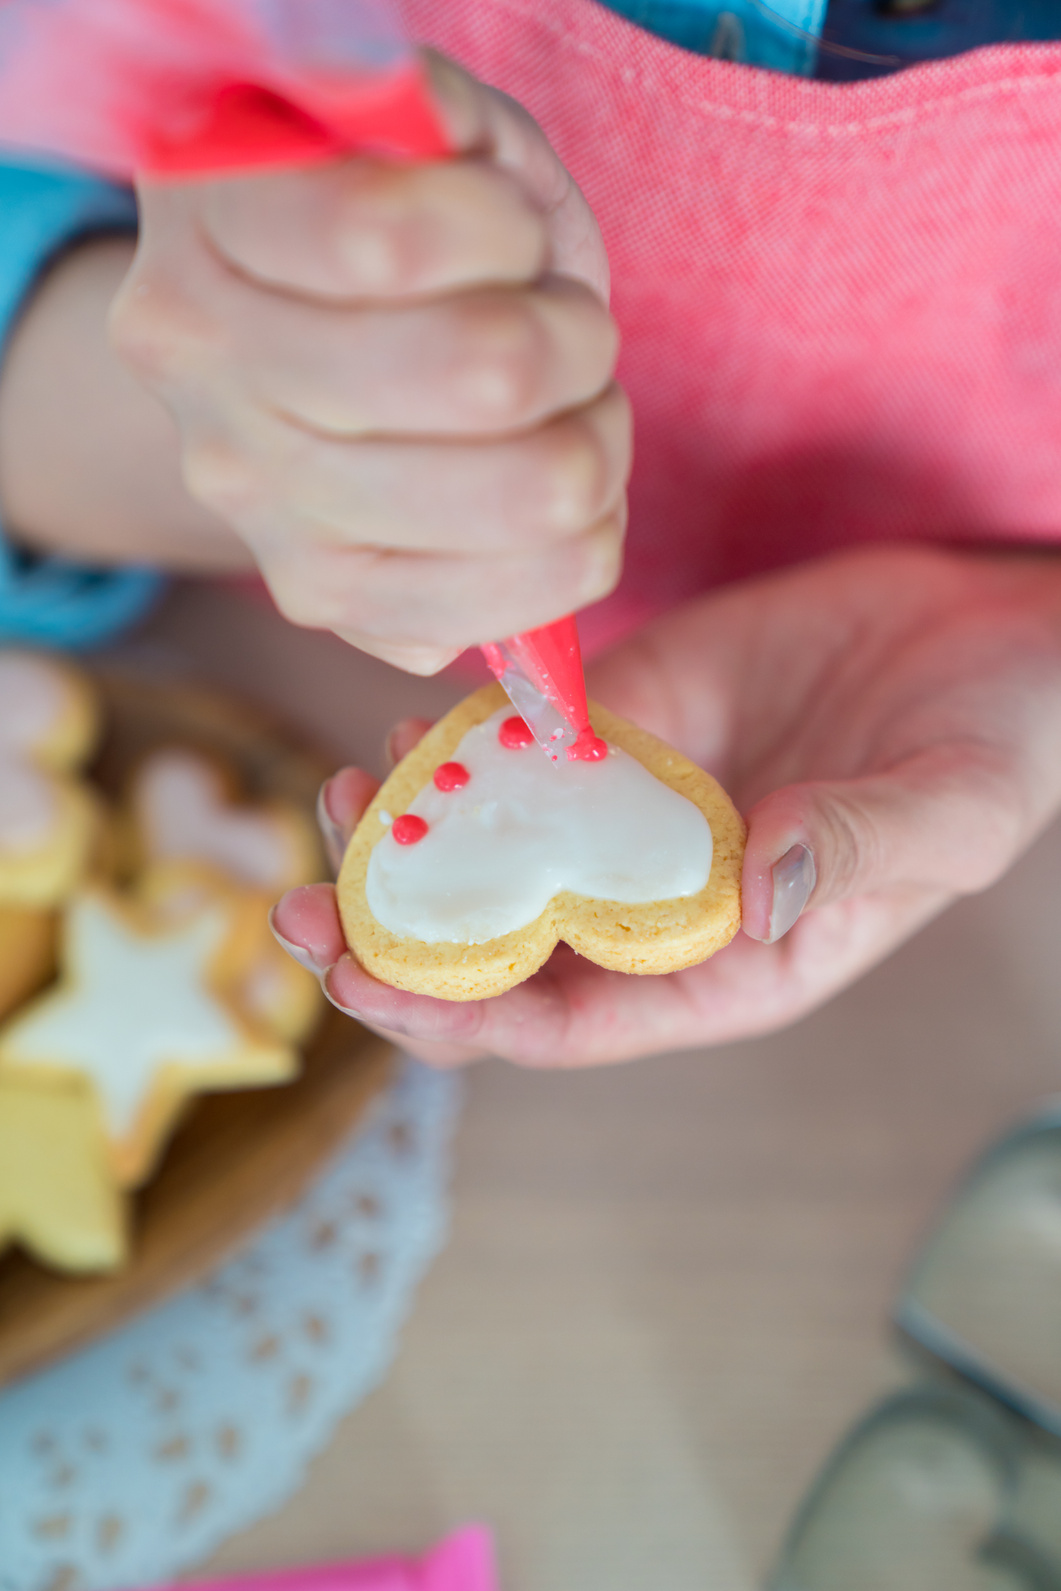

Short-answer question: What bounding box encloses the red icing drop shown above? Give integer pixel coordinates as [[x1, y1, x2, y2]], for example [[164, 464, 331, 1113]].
[[433, 761, 470, 791], [392, 813, 428, 845], [568, 726, 608, 762], [499, 716, 534, 749]]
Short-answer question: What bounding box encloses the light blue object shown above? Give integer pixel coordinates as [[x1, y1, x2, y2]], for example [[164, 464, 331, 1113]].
[[603, 0, 827, 74], [0, 160, 164, 649], [0, 1059, 460, 1591]]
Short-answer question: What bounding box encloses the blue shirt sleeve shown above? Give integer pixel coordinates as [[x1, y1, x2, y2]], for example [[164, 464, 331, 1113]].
[[0, 160, 164, 650]]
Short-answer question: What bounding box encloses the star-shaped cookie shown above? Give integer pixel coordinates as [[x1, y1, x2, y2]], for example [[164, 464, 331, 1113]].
[[0, 889, 298, 1185], [0, 1072, 126, 1272], [137, 860, 324, 1044]]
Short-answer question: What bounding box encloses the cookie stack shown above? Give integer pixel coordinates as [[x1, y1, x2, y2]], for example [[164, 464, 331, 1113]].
[[0, 650, 323, 1275]]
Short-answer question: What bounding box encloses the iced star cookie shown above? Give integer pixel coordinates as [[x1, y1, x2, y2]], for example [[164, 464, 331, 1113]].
[[128, 746, 321, 892], [0, 1073, 126, 1273], [138, 860, 324, 1044], [0, 888, 298, 1185], [338, 685, 745, 1001], [0, 650, 101, 907]]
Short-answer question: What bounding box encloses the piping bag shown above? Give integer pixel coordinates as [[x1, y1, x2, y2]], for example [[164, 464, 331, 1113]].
[[0, 0, 605, 764]]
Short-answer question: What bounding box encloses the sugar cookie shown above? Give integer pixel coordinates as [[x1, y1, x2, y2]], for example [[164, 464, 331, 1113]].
[[0, 888, 299, 1185], [128, 746, 321, 892], [0, 650, 100, 907], [138, 860, 324, 1044], [0, 1073, 126, 1273], [0, 905, 56, 1020], [338, 685, 745, 1001]]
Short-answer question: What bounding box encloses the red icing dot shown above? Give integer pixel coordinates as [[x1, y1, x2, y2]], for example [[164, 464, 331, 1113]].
[[433, 761, 470, 791], [568, 726, 608, 762], [392, 813, 428, 845], [499, 716, 534, 749]]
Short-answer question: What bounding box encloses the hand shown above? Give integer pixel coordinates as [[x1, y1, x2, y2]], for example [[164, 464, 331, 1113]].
[[110, 53, 630, 674], [271, 544, 1061, 1066]]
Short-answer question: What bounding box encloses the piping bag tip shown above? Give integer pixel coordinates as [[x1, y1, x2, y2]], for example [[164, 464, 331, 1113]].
[[482, 617, 607, 765]]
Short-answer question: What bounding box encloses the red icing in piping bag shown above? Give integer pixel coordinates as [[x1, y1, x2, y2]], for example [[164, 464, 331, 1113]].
[[0, 0, 593, 753], [0, 0, 449, 178], [482, 618, 607, 762]]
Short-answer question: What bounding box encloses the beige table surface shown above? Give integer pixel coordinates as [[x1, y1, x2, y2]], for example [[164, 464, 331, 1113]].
[[106, 582, 1061, 1591]]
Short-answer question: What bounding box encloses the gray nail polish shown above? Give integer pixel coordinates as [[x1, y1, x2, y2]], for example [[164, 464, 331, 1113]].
[[768, 844, 816, 942]]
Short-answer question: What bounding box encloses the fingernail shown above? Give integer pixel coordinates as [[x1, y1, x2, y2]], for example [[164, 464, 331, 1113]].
[[767, 844, 816, 943], [384, 728, 402, 769], [316, 780, 346, 869], [268, 907, 328, 975], [323, 982, 363, 1019]]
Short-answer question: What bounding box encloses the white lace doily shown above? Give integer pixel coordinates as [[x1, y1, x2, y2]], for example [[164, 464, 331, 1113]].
[[0, 1059, 460, 1591]]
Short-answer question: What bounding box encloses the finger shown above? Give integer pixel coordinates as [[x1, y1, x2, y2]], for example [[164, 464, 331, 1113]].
[[245, 509, 624, 645], [424, 56, 611, 298], [185, 387, 630, 555], [202, 157, 547, 301], [335, 637, 463, 676], [195, 274, 617, 440], [316, 767, 379, 870], [195, 53, 609, 302], [740, 743, 1023, 943], [270, 883, 347, 971], [322, 887, 944, 1066], [385, 718, 434, 767]]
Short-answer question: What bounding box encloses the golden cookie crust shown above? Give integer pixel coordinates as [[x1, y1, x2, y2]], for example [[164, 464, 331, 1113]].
[[337, 685, 745, 1002], [0, 887, 299, 1187]]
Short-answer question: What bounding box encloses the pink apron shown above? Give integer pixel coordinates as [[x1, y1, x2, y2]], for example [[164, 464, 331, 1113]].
[[399, 0, 1061, 650]]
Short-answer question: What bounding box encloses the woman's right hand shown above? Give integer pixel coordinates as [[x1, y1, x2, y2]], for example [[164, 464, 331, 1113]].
[[110, 53, 631, 674]]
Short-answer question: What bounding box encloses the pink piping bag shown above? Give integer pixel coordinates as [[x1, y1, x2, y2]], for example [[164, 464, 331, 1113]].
[[0, 0, 600, 762]]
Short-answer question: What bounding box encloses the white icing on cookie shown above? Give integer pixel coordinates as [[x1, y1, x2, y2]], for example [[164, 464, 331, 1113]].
[[366, 709, 713, 945], [135, 749, 299, 890], [1, 894, 240, 1136], [0, 764, 58, 854], [0, 654, 70, 755]]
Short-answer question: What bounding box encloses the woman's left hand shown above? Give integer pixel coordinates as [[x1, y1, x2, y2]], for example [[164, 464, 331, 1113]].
[[272, 543, 1061, 1067]]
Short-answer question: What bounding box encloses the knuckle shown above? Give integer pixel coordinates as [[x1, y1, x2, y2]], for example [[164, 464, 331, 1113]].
[[453, 298, 547, 425], [820, 797, 874, 898], [540, 419, 614, 533], [109, 272, 223, 385], [570, 515, 624, 603], [265, 563, 346, 631], [182, 440, 260, 520]]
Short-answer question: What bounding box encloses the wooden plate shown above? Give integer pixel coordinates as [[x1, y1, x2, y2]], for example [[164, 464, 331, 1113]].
[[0, 671, 391, 1388]]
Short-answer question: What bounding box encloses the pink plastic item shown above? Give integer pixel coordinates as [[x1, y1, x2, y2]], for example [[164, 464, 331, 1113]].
[[0, 0, 592, 749], [0, 0, 447, 177], [482, 618, 606, 764], [169, 1526, 497, 1591]]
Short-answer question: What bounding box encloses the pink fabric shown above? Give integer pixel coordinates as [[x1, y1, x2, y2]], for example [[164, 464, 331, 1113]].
[[398, 1, 1061, 647], [168, 1527, 496, 1591]]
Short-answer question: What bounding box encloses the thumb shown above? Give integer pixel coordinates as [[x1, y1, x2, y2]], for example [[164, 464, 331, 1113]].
[[740, 746, 1020, 943]]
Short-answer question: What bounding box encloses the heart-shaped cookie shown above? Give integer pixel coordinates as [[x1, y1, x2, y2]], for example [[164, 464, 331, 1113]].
[[0, 650, 100, 907], [338, 685, 744, 1001], [129, 746, 320, 892]]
